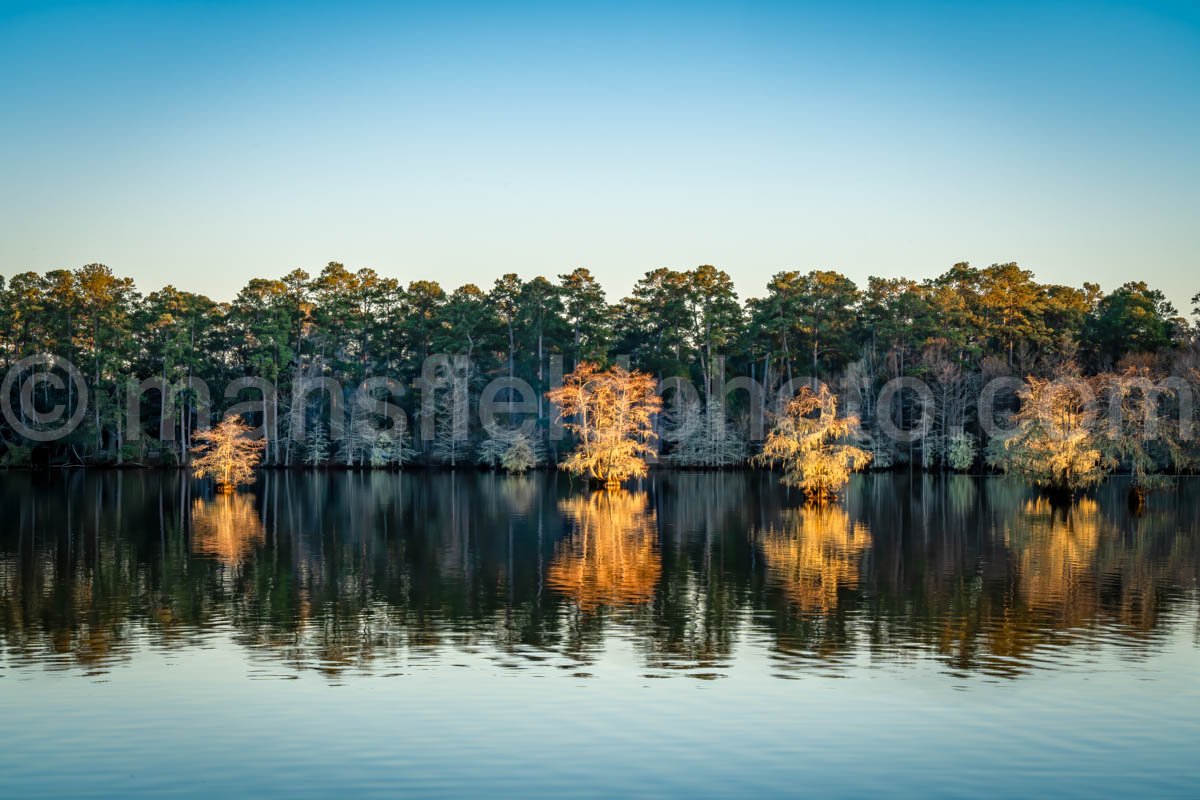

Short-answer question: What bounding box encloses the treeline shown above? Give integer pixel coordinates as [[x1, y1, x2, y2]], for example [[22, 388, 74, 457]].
[[0, 261, 1197, 470]]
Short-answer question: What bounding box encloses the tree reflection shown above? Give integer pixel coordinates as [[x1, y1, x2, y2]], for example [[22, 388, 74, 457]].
[[1, 472, 1197, 681], [190, 494, 265, 566], [756, 506, 872, 614], [1005, 498, 1101, 628], [634, 472, 757, 675], [547, 490, 661, 612]]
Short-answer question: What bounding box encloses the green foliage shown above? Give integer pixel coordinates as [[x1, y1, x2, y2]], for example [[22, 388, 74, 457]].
[[0, 442, 32, 468], [478, 429, 544, 473], [558, 268, 610, 365], [946, 432, 977, 472], [1084, 282, 1181, 367], [0, 259, 1192, 481], [745, 269, 860, 382]]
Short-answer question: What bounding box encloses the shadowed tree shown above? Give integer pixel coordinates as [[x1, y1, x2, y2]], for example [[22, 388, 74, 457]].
[[1084, 282, 1183, 367], [490, 273, 523, 381], [75, 263, 140, 459], [517, 276, 566, 422], [399, 280, 447, 372], [231, 277, 303, 463], [1098, 367, 1190, 505], [684, 265, 743, 396], [859, 276, 934, 374]]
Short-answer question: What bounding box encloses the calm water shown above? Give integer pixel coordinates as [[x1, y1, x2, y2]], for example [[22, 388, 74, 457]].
[[1, 471, 1198, 798]]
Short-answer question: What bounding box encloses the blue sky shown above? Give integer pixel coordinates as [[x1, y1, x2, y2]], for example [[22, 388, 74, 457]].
[[1, 1, 1197, 309]]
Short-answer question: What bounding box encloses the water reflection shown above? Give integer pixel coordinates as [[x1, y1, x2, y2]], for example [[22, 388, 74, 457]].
[[1006, 498, 1100, 627], [190, 494, 265, 566], [0, 472, 1197, 681], [756, 506, 871, 614], [547, 491, 661, 612]]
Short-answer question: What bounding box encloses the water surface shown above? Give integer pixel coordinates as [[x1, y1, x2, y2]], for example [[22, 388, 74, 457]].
[[2, 472, 1198, 797]]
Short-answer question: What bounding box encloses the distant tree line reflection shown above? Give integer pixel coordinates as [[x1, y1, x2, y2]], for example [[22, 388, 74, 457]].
[[1, 472, 1197, 680]]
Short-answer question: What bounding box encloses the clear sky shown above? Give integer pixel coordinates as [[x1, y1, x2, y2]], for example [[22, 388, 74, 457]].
[[1, 0, 1197, 310]]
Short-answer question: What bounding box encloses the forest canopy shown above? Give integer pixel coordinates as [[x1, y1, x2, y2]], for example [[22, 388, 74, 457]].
[[1, 261, 1197, 474]]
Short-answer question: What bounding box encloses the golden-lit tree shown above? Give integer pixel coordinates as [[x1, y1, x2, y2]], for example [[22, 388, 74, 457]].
[[547, 490, 661, 611], [547, 362, 663, 487], [755, 384, 871, 502], [191, 414, 266, 492], [987, 375, 1114, 494]]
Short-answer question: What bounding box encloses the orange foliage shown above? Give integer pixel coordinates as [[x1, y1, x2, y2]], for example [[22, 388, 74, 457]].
[[547, 363, 663, 486], [547, 490, 661, 611], [191, 414, 266, 491], [190, 493, 266, 566], [757, 506, 872, 613]]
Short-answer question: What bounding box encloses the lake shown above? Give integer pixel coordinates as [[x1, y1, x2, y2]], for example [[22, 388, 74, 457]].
[[1, 471, 1198, 798]]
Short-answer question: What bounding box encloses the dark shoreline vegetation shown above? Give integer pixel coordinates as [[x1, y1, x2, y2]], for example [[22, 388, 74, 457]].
[[2, 262, 1199, 493]]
